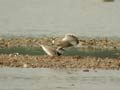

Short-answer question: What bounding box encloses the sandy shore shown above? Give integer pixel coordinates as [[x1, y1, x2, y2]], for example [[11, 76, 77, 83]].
[[0, 37, 120, 49], [0, 54, 120, 69]]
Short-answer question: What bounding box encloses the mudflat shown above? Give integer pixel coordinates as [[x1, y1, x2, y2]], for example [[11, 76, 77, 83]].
[[0, 37, 120, 69]]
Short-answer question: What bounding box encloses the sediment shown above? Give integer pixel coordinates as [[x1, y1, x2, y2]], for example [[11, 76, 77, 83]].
[[0, 54, 120, 69], [0, 37, 120, 49]]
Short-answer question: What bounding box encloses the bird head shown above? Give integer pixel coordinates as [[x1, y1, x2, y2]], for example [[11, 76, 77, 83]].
[[56, 47, 65, 54]]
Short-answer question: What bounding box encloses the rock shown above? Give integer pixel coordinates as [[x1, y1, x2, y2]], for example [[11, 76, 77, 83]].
[[83, 69, 89, 72]]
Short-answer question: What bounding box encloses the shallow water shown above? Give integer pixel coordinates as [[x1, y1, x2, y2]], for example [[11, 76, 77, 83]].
[[0, 68, 120, 90], [0, 47, 119, 58], [0, 0, 120, 37]]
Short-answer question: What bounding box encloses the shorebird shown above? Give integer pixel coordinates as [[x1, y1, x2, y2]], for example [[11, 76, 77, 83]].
[[40, 44, 64, 56], [52, 33, 79, 49]]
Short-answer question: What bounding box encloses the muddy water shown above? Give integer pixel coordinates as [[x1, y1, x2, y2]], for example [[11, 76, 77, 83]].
[[0, 68, 120, 90], [0, 0, 120, 37]]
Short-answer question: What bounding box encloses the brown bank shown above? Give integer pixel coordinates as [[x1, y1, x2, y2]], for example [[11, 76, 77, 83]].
[[0, 54, 120, 69]]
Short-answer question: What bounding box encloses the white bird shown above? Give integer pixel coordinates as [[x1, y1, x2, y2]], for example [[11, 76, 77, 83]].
[[63, 33, 79, 45], [40, 44, 64, 56], [52, 33, 79, 49]]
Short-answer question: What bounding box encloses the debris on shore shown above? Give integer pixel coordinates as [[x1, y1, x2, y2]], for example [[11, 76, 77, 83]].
[[0, 54, 120, 69]]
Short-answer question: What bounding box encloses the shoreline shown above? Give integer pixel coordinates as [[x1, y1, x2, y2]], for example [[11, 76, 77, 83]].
[[0, 54, 120, 69], [0, 37, 120, 49]]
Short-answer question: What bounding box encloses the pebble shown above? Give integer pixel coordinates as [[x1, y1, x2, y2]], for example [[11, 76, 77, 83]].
[[83, 69, 89, 72], [23, 64, 28, 68]]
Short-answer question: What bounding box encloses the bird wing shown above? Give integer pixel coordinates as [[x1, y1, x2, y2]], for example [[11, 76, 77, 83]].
[[56, 41, 73, 48], [41, 45, 57, 56], [62, 34, 79, 45]]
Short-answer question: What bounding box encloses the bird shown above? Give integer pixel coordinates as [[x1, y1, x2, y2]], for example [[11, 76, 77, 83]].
[[40, 44, 64, 56], [52, 33, 79, 49]]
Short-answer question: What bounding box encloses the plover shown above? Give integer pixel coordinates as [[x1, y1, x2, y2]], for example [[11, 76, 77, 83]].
[[40, 44, 64, 56], [52, 33, 79, 48]]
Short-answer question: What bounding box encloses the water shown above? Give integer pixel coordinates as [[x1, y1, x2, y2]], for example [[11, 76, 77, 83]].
[[0, 0, 120, 37], [0, 68, 120, 90], [0, 47, 119, 58]]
